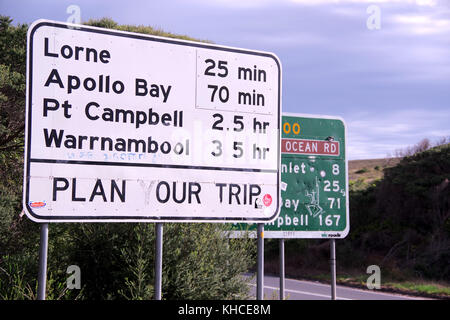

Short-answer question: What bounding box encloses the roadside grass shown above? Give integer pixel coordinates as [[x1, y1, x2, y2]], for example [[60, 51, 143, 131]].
[[384, 281, 450, 297], [306, 273, 450, 299]]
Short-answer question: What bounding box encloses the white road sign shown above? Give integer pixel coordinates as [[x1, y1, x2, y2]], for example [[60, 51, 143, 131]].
[[23, 20, 282, 222]]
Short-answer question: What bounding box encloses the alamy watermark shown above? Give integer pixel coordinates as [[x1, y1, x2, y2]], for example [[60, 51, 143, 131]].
[[66, 265, 81, 289], [366, 0, 436, 31], [366, 265, 381, 290], [66, 4, 81, 29], [366, 4, 381, 30]]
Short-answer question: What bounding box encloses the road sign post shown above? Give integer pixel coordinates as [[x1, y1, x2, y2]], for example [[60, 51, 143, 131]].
[[229, 113, 348, 238], [275, 113, 349, 238], [25, 20, 282, 300], [24, 20, 282, 224], [229, 113, 348, 299], [37, 223, 48, 300], [155, 223, 163, 300], [279, 238, 285, 300], [330, 239, 337, 300], [257, 223, 264, 300]]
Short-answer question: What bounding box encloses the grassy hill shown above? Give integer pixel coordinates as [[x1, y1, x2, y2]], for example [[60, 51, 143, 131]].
[[348, 157, 401, 183], [348, 143, 450, 283]]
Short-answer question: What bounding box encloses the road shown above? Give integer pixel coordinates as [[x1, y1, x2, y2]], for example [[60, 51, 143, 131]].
[[247, 274, 427, 300]]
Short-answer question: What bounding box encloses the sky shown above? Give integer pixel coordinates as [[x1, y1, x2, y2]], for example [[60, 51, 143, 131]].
[[2, 0, 450, 160]]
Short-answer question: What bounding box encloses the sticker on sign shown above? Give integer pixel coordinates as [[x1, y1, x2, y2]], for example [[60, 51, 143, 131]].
[[23, 20, 282, 223]]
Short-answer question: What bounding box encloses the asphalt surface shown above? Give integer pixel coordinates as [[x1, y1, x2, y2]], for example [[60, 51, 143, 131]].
[[247, 274, 427, 300]]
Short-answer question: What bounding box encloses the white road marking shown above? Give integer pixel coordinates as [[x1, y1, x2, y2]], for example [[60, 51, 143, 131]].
[[282, 277, 426, 300], [247, 275, 428, 300], [249, 283, 351, 300]]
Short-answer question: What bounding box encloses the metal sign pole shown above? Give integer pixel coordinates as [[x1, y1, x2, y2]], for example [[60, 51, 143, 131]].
[[330, 239, 336, 300], [257, 223, 264, 300], [279, 238, 285, 300], [154, 222, 163, 300], [37, 223, 49, 300]]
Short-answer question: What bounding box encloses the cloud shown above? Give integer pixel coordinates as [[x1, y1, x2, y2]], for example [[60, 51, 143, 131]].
[[346, 109, 450, 159], [248, 33, 326, 47], [290, 0, 437, 5], [195, 0, 440, 7], [192, 0, 277, 8], [390, 13, 450, 34]]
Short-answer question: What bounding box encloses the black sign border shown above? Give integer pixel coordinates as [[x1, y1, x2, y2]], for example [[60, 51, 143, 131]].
[[24, 20, 281, 222]]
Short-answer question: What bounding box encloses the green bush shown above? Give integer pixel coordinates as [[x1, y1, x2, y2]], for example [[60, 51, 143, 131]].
[[355, 168, 369, 174], [51, 223, 255, 300]]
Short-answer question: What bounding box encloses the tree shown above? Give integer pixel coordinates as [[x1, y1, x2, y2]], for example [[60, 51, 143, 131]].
[[0, 16, 35, 259], [0, 15, 26, 156]]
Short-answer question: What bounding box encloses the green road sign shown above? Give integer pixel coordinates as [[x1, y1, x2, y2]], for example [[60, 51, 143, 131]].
[[229, 113, 349, 239]]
